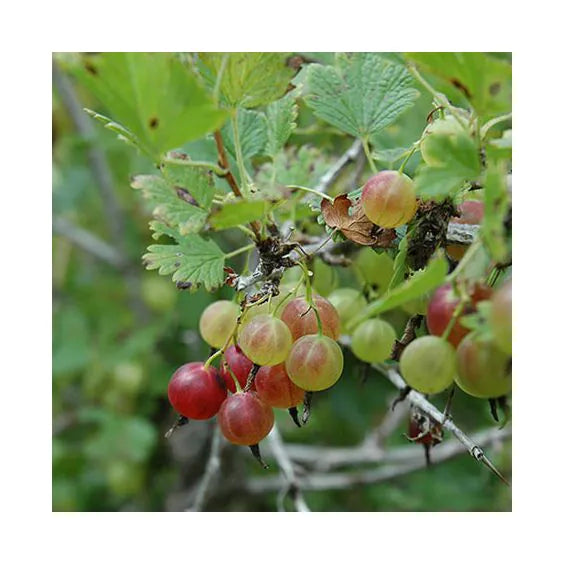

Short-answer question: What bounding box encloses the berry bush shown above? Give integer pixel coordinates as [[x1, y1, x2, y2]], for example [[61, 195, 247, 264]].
[[53, 52, 512, 512]]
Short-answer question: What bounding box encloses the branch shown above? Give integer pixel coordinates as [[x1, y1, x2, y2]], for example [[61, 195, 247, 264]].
[[213, 130, 262, 240], [267, 424, 310, 512], [247, 427, 510, 493], [315, 139, 363, 193], [446, 223, 480, 246], [186, 423, 224, 512], [53, 216, 126, 268], [380, 365, 510, 485]]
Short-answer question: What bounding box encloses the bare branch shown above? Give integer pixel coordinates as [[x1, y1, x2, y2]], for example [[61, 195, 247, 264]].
[[247, 427, 510, 493], [53, 216, 126, 268], [186, 423, 224, 512], [267, 424, 310, 512], [380, 365, 510, 485], [446, 223, 480, 246], [315, 139, 363, 193]]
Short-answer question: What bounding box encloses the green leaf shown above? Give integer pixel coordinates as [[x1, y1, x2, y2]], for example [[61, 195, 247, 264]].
[[143, 235, 225, 292], [304, 53, 419, 139], [200, 53, 294, 108], [209, 200, 273, 230], [361, 252, 448, 318], [372, 146, 412, 166], [222, 108, 268, 161], [160, 160, 216, 210], [72, 53, 228, 158], [482, 157, 510, 263], [415, 129, 481, 201], [406, 53, 511, 119], [131, 175, 208, 235], [264, 90, 299, 159], [389, 232, 409, 290]]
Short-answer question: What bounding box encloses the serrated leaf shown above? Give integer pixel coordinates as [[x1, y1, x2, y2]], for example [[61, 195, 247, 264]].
[[209, 200, 272, 230], [72, 53, 227, 158], [222, 108, 268, 161], [361, 252, 448, 318], [148, 220, 183, 242], [143, 236, 225, 292], [406, 53, 511, 120], [131, 175, 207, 234], [199, 52, 294, 108], [84, 109, 148, 153], [160, 160, 216, 210], [265, 90, 299, 159], [304, 53, 419, 139]]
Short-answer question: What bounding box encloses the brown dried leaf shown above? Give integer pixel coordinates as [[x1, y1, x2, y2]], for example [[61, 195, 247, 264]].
[[320, 195, 396, 247]]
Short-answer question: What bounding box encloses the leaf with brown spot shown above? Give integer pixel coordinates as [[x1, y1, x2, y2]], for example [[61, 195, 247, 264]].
[[320, 195, 396, 247]]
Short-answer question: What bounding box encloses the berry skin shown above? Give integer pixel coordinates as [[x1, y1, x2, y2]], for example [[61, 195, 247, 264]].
[[399, 336, 457, 394], [280, 295, 340, 341], [455, 334, 511, 399], [490, 280, 512, 355], [220, 345, 254, 393], [199, 300, 239, 349], [426, 283, 492, 347], [168, 362, 227, 419], [238, 314, 293, 366], [360, 171, 417, 228], [446, 200, 484, 261], [285, 334, 344, 392], [218, 392, 274, 445], [255, 364, 305, 409], [351, 318, 396, 363]]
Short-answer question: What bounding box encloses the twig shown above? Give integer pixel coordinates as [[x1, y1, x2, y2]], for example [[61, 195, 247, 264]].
[[247, 427, 510, 493], [53, 216, 126, 268], [267, 424, 310, 512], [186, 423, 224, 511], [391, 314, 424, 361], [447, 223, 480, 246], [381, 365, 510, 485], [213, 130, 262, 240], [314, 139, 363, 193]]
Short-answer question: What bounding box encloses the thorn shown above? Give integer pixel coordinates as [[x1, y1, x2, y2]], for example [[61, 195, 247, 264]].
[[488, 398, 499, 422], [442, 385, 456, 424], [471, 446, 511, 486], [249, 443, 269, 469], [391, 386, 411, 410], [244, 364, 260, 392], [497, 395, 511, 429], [164, 415, 189, 439], [424, 443, 432, 467], [288, 407, 301, 428], [301, 392, 313, 425]]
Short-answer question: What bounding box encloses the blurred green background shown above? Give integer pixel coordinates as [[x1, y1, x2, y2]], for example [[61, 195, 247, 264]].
[[52, 55, 511, 512]]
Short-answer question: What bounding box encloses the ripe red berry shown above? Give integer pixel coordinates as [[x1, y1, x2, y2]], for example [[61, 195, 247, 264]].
[[280, 295, 340, 341], [167, 362, 227, 420], [255, 364, 305, 409], [218, 392, 275, 445], [220, 345, 254, 393]]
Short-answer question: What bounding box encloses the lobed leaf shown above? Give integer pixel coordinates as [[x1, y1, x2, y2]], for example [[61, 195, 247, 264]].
[[406, 53, 511, 120], [199, 52, 295, 108], [131, 174, 208, 235], [73, 53, 227, 158], [222, 108, 268, 162], [143, 235, 225, 292], [304, 53, 419, 139], [264, 90, 299, 159]]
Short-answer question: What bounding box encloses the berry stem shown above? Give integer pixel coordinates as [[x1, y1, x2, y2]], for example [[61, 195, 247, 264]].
[[286, 185, 335, 203], [225, 243, 256, 260], [361, 137, 378, 174]]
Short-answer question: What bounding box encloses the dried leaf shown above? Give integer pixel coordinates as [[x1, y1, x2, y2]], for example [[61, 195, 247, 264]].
[[320, 195, 396, 247]]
